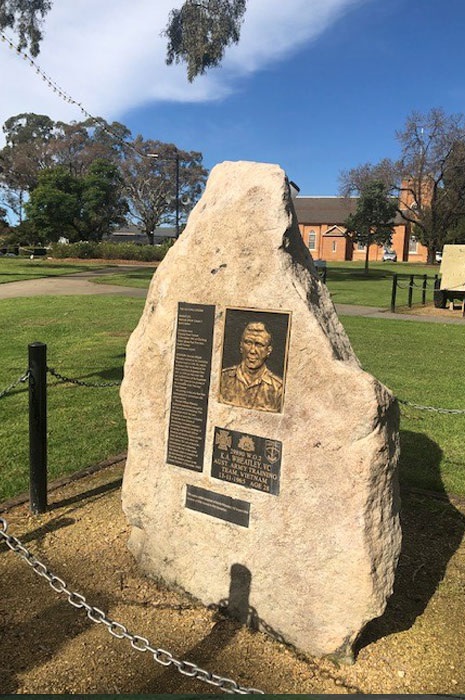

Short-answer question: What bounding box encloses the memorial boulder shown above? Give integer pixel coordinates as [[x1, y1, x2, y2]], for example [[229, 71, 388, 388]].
[[120, 161, 401, 660]]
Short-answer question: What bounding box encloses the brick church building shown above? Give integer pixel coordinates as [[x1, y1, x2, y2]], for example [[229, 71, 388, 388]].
[[294, 195, 428, 263]]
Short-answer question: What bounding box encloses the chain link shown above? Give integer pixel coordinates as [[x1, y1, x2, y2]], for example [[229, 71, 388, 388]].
[[0, 370, 30, 399], [398, 398, 465, 415], [47, 366, 121, 388], [0, 517, 263, 694]]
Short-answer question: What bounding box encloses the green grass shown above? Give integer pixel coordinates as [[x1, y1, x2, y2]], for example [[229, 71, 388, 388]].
[[325, 261, 439, 307], [0, 257, 111, 284], [89, 260, 441, 308], [1, 294, 464, 501], [341, 315, 465, 496], [92, 266, 157, 288], [0, 295, 145, 500]]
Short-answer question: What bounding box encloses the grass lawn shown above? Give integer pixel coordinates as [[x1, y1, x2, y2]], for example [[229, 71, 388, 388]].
[[91, 260, 441, 308], [341, 315, 465, 497], [0, 257, 112, 284], [1, 294, 464, 501], [326, 261, 439, 307], [0, 295, 145, 501], [92, 265, 157, 288]]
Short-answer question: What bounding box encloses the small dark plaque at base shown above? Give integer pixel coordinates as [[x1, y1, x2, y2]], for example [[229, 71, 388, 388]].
[[185, 484, 250, 528]]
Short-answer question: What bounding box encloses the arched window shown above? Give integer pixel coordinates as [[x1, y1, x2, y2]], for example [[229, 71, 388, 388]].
[[308, 230, 316, 250]]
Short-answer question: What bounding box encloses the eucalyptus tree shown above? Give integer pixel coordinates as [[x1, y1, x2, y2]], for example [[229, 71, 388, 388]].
[[121, 137, 207, 244], [0, 0, 248, 81]]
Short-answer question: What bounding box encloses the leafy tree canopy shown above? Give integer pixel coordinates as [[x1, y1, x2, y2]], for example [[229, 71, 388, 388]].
[[0, 1, 248, 81], [121, 137, 208, 243], [24, 159, 127, 242], [0, 0, 52, 56], [343, 181, 397, 273], [164, 0, 247, 81]]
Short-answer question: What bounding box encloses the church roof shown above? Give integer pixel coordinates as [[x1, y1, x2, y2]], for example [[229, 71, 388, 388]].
[[294, 196, 405, 225]]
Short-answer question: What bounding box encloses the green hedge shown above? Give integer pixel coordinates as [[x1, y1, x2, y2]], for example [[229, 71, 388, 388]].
[[49, 240, 173, 261]]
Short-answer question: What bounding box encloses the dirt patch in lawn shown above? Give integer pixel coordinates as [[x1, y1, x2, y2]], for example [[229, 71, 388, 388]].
[[396, 303, 464, 319], [1, 462, 465, 695]]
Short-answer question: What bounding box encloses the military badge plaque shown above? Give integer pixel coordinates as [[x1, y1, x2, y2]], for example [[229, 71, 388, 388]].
[[167, 302, 215, 471], [212, 427, 282, 495]]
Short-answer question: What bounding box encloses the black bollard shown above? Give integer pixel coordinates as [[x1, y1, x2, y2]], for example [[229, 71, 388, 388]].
[[28, 342, 47, 514], [390, 274, 398, 312]]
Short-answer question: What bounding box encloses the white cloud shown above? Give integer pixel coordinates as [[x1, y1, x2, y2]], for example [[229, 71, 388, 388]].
[[0, 0, 367, 138]]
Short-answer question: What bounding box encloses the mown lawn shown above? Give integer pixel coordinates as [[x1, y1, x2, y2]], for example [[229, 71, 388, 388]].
[[326, 261, 439, 307], [341, 315, 465, 497], [1, 294, 464, 500], [92, 260, 441, 308], [92, 265, 157, 288], [0, 295, 145, 500], [0, 257, 111, 284]]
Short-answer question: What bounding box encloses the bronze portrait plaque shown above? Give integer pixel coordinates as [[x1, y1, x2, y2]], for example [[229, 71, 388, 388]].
[[185, 484, 250, 528], [212, 427, 282, 495], [167, 302, 215, 472], [218, 307, 291, 413]]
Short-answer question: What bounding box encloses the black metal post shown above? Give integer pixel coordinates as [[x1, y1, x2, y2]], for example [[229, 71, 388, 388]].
[[391, 274, 398, 313], [422, 274, 427, 305], [28, 342, 47, 514], [408, 274, 414, 308]]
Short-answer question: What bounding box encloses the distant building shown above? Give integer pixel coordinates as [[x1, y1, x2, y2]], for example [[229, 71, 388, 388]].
[[294, 196, 428, 263]]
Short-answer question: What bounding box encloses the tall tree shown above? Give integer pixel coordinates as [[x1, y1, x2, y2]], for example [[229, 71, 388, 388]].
[[121, 137, 207, 244], [343, 181, 397, 274], [25, 159, 126, 242], [340, 109, 465, 263], [0, 113, 131, 221], [0, 1, 248, 81], [0, 204, 9, 234]]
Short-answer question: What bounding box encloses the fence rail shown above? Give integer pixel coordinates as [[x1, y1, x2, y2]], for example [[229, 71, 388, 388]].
[[390, 273, 439, 312]]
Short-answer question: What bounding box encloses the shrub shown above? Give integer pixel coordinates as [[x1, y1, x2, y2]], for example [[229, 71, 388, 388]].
[[49, 241, 173, 261]]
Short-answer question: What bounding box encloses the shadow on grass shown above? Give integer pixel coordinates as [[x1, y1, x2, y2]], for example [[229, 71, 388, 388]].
[[356, 429, 465, 653]]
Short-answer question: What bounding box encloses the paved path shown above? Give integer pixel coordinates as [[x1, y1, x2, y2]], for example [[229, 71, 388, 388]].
[[0, 267, 147, 299], [1, 268, 464, 323]]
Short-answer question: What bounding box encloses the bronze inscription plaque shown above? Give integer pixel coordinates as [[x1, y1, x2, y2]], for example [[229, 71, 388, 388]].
[[211, 427, 282, 495], [167, 302, 215, 472], [185, 484, 250, 528]]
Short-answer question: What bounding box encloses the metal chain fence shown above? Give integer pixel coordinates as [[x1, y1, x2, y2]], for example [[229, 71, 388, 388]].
[[47, 366, 121, 388], [0, 370, 30, 399], [398, 398, 465, 415], [0, 516, 264, 695]]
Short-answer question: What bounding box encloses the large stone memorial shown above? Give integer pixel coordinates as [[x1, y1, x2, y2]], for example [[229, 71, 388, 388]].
[[120, 161, 401, 660]]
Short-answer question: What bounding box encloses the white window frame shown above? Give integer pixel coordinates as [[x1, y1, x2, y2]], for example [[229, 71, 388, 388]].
[[308, 230, 316, 250], [332, 241, 337, 253], [409, 236, 418, 254]]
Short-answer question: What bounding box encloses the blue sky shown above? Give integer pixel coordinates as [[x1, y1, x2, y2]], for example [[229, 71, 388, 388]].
[[1, 0, 464, 195]]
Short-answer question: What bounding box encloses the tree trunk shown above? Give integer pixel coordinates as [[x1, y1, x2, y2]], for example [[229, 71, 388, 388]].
[[364, 242, 370, 274]]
